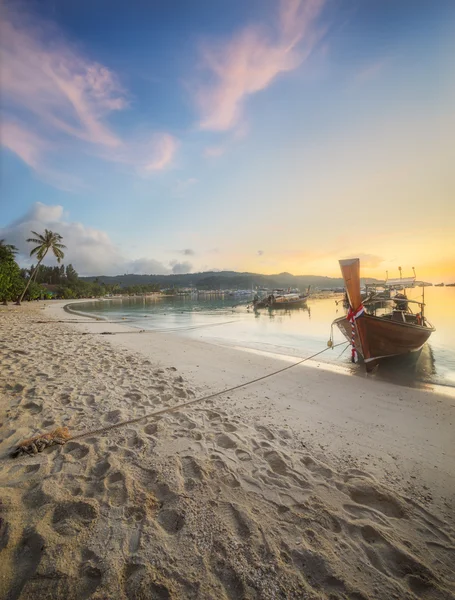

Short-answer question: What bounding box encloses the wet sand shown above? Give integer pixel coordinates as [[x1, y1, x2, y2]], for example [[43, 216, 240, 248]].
[[0, 301, 454, 599]]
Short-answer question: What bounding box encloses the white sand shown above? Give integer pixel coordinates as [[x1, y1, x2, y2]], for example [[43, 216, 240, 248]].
[[0, 300, 454, 600]]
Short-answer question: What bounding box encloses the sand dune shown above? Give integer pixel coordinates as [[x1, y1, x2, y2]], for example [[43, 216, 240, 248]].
[[0, 303, 454, 599]]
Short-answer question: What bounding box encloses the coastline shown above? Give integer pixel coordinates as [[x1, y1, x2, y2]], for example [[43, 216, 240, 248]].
[[1, 301, 454, 599], [46, 300, 455, 506]]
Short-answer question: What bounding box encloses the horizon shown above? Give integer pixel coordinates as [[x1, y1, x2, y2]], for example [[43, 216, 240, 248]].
[[1, 0, 454, 283], [62, 266, 452, 286]]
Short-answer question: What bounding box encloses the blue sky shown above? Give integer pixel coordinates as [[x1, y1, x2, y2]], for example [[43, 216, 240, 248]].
[[1, 0, 454, 279]]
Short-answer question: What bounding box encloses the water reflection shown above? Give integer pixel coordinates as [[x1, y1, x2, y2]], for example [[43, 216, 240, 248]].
[[367, 344, 436, 387], [250, 305, 311, 321]]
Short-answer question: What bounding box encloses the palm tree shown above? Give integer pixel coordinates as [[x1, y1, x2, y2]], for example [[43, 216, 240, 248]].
[[17, 229, 66, 304]]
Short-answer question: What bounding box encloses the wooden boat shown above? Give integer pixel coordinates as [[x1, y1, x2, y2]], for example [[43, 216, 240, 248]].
[[268, 286, 310, 309], [252, 287, 310, 309], [334, 258, 435, 372], [268, 292, 309, 309]]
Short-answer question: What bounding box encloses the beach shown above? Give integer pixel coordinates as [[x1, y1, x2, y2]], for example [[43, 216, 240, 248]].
[[1, 301, 454, 600]]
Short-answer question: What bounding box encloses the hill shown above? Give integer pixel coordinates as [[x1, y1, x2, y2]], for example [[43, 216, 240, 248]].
[[81, 270, 380, 290]]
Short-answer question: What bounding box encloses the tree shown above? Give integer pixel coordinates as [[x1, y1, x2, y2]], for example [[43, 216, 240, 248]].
[[0, 240, 24, 304], [17, 229, 66, 304], [65, 263, 78, 283]]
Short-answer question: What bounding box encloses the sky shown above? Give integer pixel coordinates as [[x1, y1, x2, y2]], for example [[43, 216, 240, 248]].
[[1, 0, 454, 282]]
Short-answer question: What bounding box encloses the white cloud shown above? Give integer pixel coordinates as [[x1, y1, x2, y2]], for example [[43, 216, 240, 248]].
[[0, 203, 170, 276], [170, 260, 193, 274]]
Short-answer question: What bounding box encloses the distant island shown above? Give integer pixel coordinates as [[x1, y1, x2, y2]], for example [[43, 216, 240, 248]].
[[81, 270, 380, 291]]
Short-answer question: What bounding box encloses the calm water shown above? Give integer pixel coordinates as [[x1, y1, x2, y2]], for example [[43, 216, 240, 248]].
[[76, 287, 455, 389]]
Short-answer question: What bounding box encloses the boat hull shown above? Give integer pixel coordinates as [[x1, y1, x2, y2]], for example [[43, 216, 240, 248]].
[[269, 295, 309, 309], [335, 314, 434, 371]]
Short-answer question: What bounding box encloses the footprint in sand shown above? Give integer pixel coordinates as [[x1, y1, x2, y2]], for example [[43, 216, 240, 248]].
[[78, 549, 103, 597], [291, 548, 353, 597], [301, 456, 333, 480], [91, 458, 111, 478], [52, 500, 98, 536], [211, 560, 245, 600], [222, 422, 237, 433], [124, 391, 142, 402], [82, 393, 96, 407], [348, 482, 407, 519], [255, 425, 275, 440], [343, 503, 391, 527], [157, 508, 185, 534], [144, 423, 158, 436], [235, 449, 251, 462], [5, 529, 44, 600], [203, 410, 223, 422], [359, 524, 437, 594], [23, 401, 43, 414], [219, 502, 253, 540], [180, 456, 205, 489], [124, 564, 172, 600], [106, 471, 128, 507], [215, 434, 237, 449], [264, 450, 289, 476], [63, 441, 90, 460], [104, 409, 122, 423], [125, 506, 147, 523]]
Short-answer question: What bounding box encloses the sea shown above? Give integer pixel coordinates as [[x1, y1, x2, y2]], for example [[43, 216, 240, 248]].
[[75, 287, 455, 392]]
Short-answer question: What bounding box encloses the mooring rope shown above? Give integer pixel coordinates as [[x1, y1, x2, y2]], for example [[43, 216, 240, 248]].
[[68, 341, 348, 442]]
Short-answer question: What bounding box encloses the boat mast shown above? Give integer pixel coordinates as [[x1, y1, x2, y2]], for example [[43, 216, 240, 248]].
[[422, 279, 425, 321]]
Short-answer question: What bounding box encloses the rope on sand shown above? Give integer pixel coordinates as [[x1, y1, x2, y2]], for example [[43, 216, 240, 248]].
[[10, 341, 348, 458]]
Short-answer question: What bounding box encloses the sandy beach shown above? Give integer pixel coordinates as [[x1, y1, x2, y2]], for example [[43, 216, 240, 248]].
[[1, 301, 454, 600]]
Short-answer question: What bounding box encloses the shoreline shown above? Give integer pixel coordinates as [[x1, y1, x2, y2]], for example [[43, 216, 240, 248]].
[[1, 302, 454, 599], [45, 300, 455, 507], [61, 298, 455, 397]]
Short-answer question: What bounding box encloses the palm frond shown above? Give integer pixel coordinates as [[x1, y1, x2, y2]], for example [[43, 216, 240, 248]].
[[53, 248, 65, 260]]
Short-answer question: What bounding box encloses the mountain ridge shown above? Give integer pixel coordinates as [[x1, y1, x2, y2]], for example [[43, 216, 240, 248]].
[[81, 270, 380, 289]]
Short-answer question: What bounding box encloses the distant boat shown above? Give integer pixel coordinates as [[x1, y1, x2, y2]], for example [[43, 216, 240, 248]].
[[333, 258, 435, 372], [253, 287, 310, 309]]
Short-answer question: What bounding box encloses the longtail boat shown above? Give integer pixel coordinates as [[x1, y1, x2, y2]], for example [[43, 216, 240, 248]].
[[252, 287, 310, 309], [333, 258, 435, 372], [268, 291, 309, 309]]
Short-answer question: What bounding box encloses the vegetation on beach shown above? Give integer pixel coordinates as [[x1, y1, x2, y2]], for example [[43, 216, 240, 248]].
[[0, 232, 162, 301], [17, 230, 66, 304], [0, 241, 24, 304]]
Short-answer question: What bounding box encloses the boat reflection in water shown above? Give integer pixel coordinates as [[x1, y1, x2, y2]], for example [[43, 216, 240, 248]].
[[250, 303, 311, 320], [333, 258, 435, 372], [370, 343, 437, 387]]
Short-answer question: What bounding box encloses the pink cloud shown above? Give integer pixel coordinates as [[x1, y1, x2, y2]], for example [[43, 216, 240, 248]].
[[1, 121, 47, 169], [2, 119, 85, 191], [195, 0, 325, 131], [1, 10, 125, 148], [0, 7, 177, 184], [144, 134, 179, 172]]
